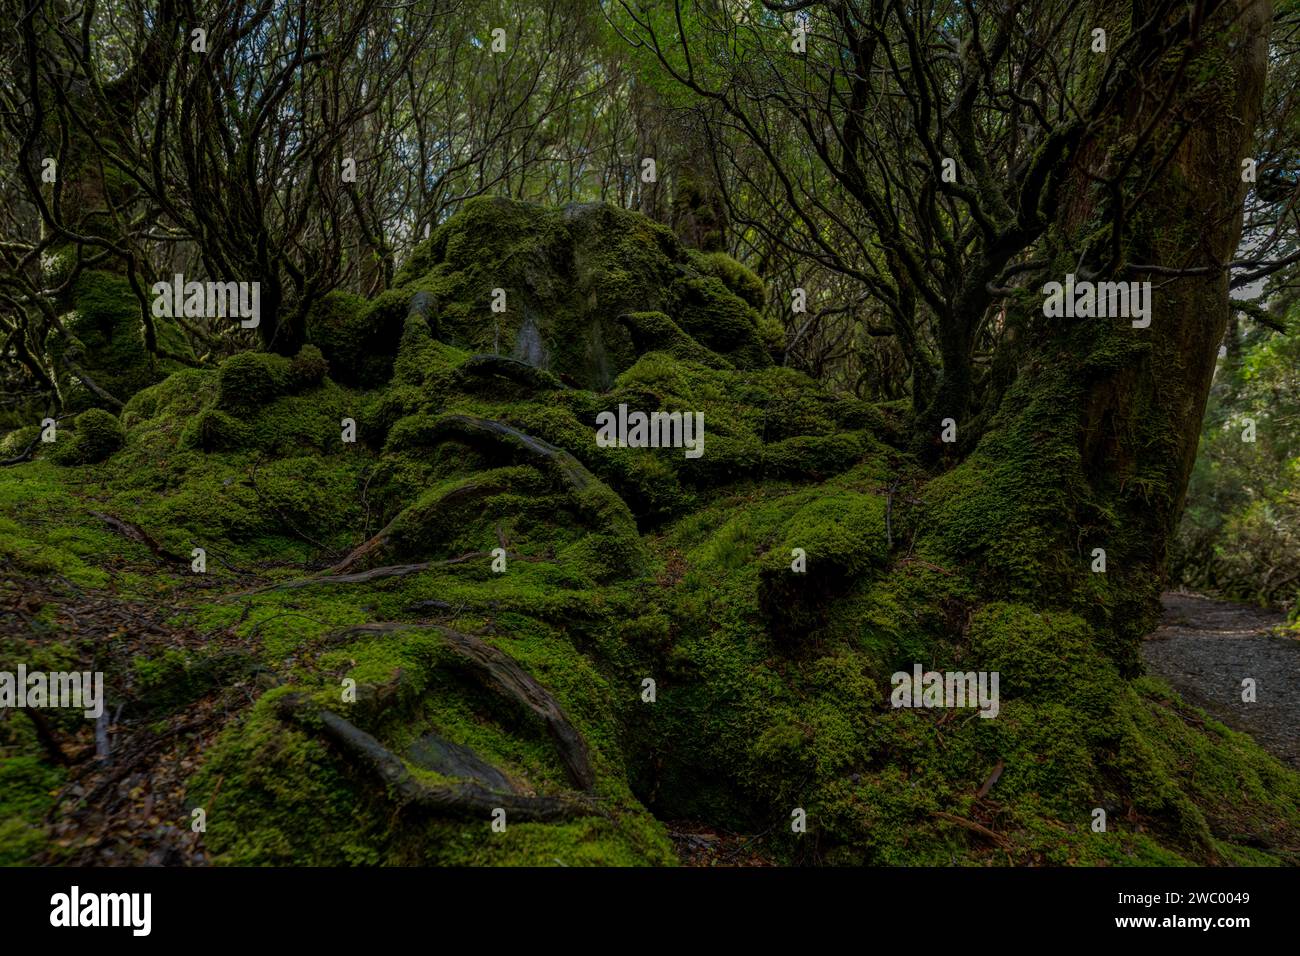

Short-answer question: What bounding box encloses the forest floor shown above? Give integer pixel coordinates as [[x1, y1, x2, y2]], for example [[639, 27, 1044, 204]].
[[1142, 592, 1299, 770], [8, 565, 1297, 865], [2, 564, 244, 866]]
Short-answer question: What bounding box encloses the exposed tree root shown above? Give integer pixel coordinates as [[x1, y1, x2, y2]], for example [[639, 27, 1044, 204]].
[[433, 626, 596, 792], [329, 414, 641, 576], [88, 511, 189, 563], [330, 474, 516, 574], [456, 354, 567, 391], [1, 432, 44, 466], [275, 693, 597, 822], [229, 549, 554, 598], [431, 414, 598, 494], [931, 811, 1011, 849], [325, 622, 597, 793]]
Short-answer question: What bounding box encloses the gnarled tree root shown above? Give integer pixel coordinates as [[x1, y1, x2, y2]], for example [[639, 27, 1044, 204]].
[[434, 625, 596, 792], [327, 623, 596, 793], [275, 693, 597, 822], [455, 354, 567, 392], [329, 473, 517, 574], [330, 414, 643, 575], [431, 413, 598, 493], [228, 550, 553, 598]]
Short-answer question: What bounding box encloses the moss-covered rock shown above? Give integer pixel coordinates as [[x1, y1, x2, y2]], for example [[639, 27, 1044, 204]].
[[691, 250, 766, 310], [304, 290, 403, 386], [49, 408, 124, 465], [391, 197, 772, 389], [668, 274, 772, 369], [618, 312, 732, 369]]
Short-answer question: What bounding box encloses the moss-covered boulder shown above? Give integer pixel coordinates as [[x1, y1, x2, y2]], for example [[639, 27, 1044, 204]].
[[305, 291, 403, 386], [389, 197, 774, 390], [691, 250, 766, 309], [49, 407, 125, 465]]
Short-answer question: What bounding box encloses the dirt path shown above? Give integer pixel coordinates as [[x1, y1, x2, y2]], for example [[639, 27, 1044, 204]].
[[1142, 592, 1300, 769]]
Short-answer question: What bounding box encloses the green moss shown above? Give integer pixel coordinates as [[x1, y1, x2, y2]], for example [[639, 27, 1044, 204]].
[[49, 408, 124, 465], [180, 408, 254, 451], [757, 491, 889, 642], [388, 197, 773, 389], [215, 351, 292, 413], [305, 290, 402, 386], [51, 270, 189, 409], [0, 756, 64, 865], [690, 250, 766, 309], [619, 313, 731, 369], [288, 344, 330, 389], [189, 625, 676, 865], [0, 425, 40, 458], [669, 275, 772, 369], [3, 196, 1297, 869], [133, 647, 256, 714]]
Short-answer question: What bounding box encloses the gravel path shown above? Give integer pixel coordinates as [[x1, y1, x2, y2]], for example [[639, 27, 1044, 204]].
[[1142, 592, 1300, 768]]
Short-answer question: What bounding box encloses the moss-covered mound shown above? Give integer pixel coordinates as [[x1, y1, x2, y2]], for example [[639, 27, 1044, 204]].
[[3, 200, 1299, 868], [49, 408, 124, 465], [308, 197, 781, 392]]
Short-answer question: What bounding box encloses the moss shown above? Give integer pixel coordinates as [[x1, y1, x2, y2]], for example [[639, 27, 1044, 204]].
[[51, 270, 189, 409], [49, 407, 124, 465], [0, 425, 41, 458], [215, 351, 293, 413], [389, 197, 771, 389], [189, 628, 676, 865], [305, 290, 402, 386], [180, 407, 254, 451], [132, 647, 256, 714], [669, 275, 772, 369], [288, 344, 330, 389], [757, 491, 890, 644], [121, 366, 213, 431], [619, 312, 732, 369], [4, 196, 1298, 869], [0, 756, 64, 865], [690, 250, 766, 310]]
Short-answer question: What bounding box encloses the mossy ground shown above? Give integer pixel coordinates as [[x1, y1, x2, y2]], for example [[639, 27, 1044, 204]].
[[4, 200, 1298, 866]]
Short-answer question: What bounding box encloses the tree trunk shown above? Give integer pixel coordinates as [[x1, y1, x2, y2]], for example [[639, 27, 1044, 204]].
[[936, 0, 1272, 672]]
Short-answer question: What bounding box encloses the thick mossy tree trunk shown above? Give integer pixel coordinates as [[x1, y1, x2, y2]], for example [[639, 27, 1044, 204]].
[[1072, 0, 1272, 549], [932, 0, 1271, 671], [17, 1, 187, 411]]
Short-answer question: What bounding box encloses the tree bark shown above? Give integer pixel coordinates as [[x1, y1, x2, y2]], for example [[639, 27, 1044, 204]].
[[971, 0, 1273, 669]]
